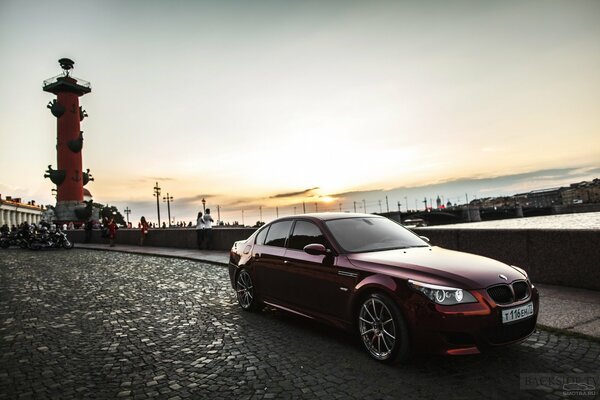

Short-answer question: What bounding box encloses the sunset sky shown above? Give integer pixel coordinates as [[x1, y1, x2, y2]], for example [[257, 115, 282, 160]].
[[1, 0, 599, 224]]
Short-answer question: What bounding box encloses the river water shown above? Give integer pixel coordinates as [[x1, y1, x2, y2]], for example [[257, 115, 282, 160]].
[[422, 211, 600, 230]]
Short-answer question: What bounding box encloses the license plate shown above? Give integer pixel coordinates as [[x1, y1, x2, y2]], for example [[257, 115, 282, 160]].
[[502, 302, 534, 324]]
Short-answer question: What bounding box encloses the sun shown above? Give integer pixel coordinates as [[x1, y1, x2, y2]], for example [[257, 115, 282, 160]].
[[320, 196, 335, 203]]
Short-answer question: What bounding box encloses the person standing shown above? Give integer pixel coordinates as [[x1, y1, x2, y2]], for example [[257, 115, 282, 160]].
[[196, 211, 205, 249], [107, 217, 117, 247], [84, 218, 93, 243], [140, 216, 149, 246], [203, 208, 215, 250]]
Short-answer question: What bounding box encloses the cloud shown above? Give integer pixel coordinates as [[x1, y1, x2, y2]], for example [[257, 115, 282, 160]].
[[178, 194, 219, 203], [269, 187, 319, 199], [331, 188, 384, 198], [144, 177, 176, 182]]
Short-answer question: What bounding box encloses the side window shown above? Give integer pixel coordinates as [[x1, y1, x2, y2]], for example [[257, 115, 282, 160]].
[[255, 226, 269, 245], [264, 220, 293, 248], [288, 221, 327, 251]]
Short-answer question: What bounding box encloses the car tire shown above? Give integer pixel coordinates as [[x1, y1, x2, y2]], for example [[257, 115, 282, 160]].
[[235, 269, 259, 312], [357, 292, 410, 363]]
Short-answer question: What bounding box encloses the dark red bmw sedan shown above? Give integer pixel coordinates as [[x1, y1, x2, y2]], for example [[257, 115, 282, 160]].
[[228, 213, 539, 363]]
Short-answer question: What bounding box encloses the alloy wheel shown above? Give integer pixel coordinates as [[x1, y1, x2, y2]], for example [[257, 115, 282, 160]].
[[236, 270, 254, 310], [359, 297, 397, 360]]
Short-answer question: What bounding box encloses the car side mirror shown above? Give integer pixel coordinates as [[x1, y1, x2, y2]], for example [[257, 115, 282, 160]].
[[419, 236, 430, 243], [303, 243, 329, 256]]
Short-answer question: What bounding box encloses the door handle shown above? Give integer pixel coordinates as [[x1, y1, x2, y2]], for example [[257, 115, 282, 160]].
[[284, 260, 294, 266]]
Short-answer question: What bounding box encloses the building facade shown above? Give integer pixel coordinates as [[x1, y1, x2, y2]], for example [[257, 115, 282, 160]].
[[0, 196, 44, 227]]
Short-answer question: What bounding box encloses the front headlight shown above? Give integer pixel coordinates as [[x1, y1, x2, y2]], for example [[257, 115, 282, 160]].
[[408, 280, 478, 305]]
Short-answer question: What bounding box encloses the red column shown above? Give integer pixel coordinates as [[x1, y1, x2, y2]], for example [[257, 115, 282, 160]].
[[56, 90, 84, 202]]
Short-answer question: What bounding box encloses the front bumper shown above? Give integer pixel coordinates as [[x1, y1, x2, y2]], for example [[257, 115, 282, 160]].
[[403, 286, 540, 355]]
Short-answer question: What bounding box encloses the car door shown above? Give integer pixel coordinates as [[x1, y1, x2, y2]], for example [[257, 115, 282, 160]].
[[283, 220, 356, 321], [253, 220, 294, 303]]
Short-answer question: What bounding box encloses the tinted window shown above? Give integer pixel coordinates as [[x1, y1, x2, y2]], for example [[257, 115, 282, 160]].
[[288, 221, 327, 250], [264, 220, 293, 247], [325, 217, 427, 253], [255, 226, 269, 245]]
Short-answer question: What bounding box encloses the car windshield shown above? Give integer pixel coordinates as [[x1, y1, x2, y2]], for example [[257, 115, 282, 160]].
[[325, 217, 428, 253]]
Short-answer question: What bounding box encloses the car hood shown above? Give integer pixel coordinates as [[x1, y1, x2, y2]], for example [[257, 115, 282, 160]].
[[347, 246, 526, 289]]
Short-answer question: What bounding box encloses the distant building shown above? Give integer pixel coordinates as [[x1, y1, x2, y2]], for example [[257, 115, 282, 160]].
[[561, 179, 600, 205], [522, 188, 563, 208], [0, 195, 44, 226]]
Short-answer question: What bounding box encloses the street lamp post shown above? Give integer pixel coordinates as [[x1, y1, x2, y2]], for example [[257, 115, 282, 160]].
[[202, 198, 206, 213], [163, 193, 174, 227], [153, 182, 161, 227], [124, 207, 131, 226]]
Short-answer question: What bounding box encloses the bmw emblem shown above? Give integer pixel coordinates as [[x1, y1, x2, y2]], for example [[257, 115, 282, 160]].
[[499, 274, 508, 281]]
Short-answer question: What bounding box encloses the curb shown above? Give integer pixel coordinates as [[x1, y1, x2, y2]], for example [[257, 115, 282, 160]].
[[73, 246, 229, 268]]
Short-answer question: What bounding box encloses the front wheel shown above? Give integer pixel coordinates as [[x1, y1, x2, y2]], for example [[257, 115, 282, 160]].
[[358, 293, 410, 363], [235, 269, 259, 311], [63, 239, 74, 249]]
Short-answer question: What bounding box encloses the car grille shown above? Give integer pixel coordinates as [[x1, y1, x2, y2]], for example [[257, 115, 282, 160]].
[[487, 281, 530, 304], [487, 285, 513, 304], [513, 281, 529, 301], [484, 317, 536, 345]]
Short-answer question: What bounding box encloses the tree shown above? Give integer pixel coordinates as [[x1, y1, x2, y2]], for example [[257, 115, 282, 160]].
[[98, 204, 126, 226]]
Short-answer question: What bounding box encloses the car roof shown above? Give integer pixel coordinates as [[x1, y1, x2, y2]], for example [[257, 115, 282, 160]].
[[277, 212, 384, 222]]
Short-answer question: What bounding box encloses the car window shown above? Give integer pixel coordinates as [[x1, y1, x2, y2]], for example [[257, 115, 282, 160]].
[[288, 220, 327, 250], [264, 220, 293, 248], [325, 217, 427, 253], [255, 226, 269, 245]]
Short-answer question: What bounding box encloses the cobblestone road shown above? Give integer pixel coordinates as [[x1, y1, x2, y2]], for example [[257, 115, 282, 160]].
[[1, 249, 599, 399]]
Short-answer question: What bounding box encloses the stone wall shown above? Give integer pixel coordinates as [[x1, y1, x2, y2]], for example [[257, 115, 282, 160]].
[[66, 227, 600, 290], [414, 228, 600, 291], [66, 228, 256, 251]]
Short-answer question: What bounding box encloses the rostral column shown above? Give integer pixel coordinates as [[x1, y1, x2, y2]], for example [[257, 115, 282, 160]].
[[43, 58, 94, 224]]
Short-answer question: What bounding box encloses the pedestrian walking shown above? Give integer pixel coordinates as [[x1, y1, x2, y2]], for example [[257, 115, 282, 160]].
[[196, 211, 205, 249], [107, 217, 117, 247], [140, 216, 149, 246], [203, 208, 215, 250]]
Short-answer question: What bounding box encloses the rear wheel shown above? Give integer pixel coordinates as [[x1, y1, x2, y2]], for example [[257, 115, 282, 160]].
[[235, 269, 259, 311], [28, 241, 42, 251], [358, 293, 410, 363]]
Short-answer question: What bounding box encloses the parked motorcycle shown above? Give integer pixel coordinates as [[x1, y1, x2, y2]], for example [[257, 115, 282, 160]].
[[28, 226, 74, 250], [0, 227, 30, 249]]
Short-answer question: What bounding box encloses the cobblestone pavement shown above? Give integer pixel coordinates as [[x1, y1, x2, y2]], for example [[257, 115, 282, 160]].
[[1, 249, 599, 400]]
